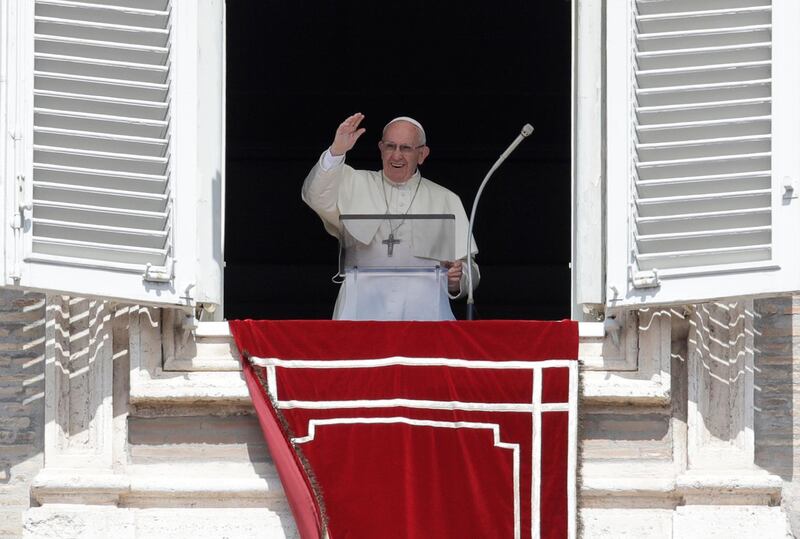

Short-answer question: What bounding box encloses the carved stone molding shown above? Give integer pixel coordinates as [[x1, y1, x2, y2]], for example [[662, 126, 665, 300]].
[[582, 308, 672, 404]]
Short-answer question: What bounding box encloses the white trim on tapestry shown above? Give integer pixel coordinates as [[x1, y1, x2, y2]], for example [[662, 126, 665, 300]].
[[266, 365, 277, 398], [258, 355, 577, 538], [540, 403, 570, 412], [567, 361, 578, 539], [293, 417, 521, 539], [276, 399, 572, 413], [531, 368, 542, 539], [250, 355, 576, 370]]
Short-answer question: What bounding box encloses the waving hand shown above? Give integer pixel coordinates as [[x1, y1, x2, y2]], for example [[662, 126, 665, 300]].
[[330, 113, 367, 156]]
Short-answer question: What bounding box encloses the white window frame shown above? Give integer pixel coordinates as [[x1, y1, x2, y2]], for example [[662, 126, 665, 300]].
[[571, 0, 605, 319]]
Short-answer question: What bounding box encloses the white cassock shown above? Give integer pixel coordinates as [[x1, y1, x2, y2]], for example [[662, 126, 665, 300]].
[[302, 150, 479, 320]]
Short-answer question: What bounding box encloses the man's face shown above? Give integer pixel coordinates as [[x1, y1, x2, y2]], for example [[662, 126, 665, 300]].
[[379, 121, 430, 183]]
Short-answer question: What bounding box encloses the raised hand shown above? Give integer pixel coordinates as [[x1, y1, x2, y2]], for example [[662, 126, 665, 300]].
[[330, 113, 366, 156]]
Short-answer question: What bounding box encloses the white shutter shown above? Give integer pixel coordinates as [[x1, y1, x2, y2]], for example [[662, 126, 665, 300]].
[[2, 0, 224, 308], [605, 0, 800, 307]]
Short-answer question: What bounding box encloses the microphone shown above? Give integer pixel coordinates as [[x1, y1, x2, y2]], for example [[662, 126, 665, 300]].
[[465, 124, 534, 320]]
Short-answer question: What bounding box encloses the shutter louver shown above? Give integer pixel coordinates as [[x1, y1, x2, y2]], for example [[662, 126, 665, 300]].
[[30, 0, 173, 272], [631, 0, 773, 277]]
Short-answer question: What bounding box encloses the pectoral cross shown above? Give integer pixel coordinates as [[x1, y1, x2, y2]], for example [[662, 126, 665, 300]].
[[382, 233, 400, 256]]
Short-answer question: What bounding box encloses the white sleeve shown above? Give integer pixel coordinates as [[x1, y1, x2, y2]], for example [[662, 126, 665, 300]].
[[302, 150, 351, 237], [320, 149, 346, 171]]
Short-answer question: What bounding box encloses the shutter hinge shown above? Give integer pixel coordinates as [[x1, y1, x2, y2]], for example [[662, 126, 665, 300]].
[[143, 259, 175, 283], [783, 177, 797, 200], [629, 267, 660, 289], [582, 304, 605, 321], [11, 174, 31, 230], [603, 315, 622, 347]]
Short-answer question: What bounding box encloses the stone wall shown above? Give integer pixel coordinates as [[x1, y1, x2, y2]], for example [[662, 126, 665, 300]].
[[1, 295, 799, 537], [0, 291, 45, 538], [580, 302, 796, 537], [21, 301, 298, 539], [754, 296, 800, 534]]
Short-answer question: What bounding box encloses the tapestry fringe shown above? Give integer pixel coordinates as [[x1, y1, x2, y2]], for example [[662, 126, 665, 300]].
[[246, 350, 330, 532]]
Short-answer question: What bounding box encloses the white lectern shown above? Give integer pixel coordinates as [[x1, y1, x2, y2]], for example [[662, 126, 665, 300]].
[[337, 214, 455, 321]]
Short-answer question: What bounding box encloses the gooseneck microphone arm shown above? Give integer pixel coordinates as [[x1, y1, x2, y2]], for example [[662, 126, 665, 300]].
[[465, 124, 534, 320]]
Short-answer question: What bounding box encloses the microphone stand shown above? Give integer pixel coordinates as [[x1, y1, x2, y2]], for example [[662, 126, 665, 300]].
[[465, 124, 534, 320]]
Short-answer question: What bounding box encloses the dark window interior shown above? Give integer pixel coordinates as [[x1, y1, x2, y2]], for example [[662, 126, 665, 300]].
[[225, 1, 571, 320]]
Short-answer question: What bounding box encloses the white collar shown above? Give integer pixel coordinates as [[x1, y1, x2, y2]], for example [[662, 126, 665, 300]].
[[382, 170, 421, 189]]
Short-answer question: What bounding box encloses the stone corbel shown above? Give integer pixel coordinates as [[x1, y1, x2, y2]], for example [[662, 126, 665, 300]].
[[673, 300, 786, 534], [582, 308, 673, 404], [30, 296, 129, 505], [161, 309, 240, 372]]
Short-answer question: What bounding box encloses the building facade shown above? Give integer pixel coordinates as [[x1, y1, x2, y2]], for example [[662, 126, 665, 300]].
[[2, 0, 800, 537]]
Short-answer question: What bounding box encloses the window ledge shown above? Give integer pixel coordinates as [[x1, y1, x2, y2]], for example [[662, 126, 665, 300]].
[[129, 370, 250, 405]]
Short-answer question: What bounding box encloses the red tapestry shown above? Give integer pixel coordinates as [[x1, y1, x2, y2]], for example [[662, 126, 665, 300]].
[[229, 320, 579, 539]]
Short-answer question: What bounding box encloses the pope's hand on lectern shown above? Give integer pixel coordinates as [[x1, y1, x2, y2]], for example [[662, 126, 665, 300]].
[[443, 260, 463, 294]]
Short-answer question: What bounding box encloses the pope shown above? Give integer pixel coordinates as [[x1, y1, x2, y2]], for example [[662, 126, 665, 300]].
[[302, 113, 479, 319]]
